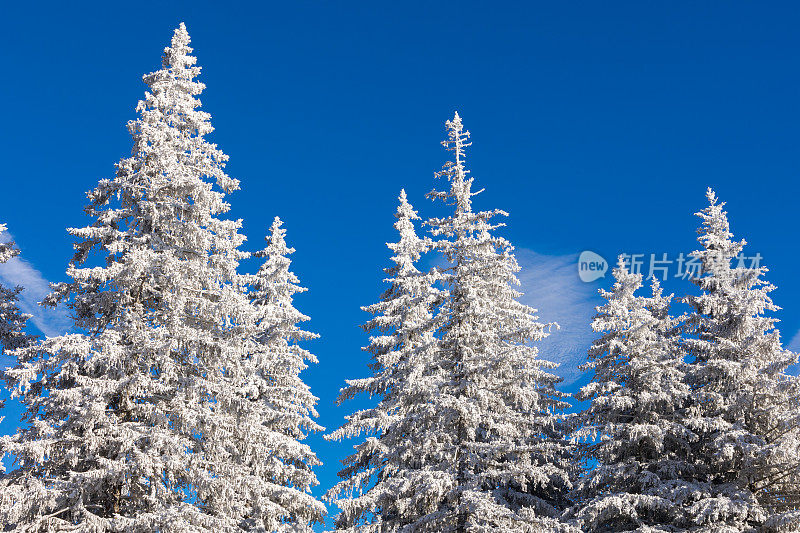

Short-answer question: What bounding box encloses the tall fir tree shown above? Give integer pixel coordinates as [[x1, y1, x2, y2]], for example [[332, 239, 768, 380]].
[[0, 24, 324, 531], [238, 216, 325, 530], [681, 189, 800, 532], [570, 258, 693, 532], [325, 190, 445, 531], [425, 113, 575, 532]]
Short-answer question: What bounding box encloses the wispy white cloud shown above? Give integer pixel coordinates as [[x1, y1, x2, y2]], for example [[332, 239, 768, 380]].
[[787, 330, 800, 353], [515, 249, 604, 385], [0, 231, 71, 344]]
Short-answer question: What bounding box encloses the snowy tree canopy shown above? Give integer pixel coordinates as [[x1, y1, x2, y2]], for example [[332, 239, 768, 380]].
[[0, 24, 322, 531], [424, 112, 577, 532], [329, 114, 577, 532], [237, 216, 326, 530], [0, 223, 36, 475], [1, 20, 800, 533], [680, 188, 800, 532], [325, 189, 446, 531], [571, 258, 693, 532]]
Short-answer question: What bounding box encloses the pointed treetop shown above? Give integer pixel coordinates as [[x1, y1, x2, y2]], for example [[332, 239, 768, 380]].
[[172, 22, 190, 49], [694, 188, 744, 271], [698, 187, 729, 234], [706, 186, 717, 205], [615, 253, 631, 273], [610, 256, 669, 305], [268, 215, 286, 242], [431, 112, 476, 215], [396, 189, 419, 221], [264, 216, 295, 258], [613, 253, 640, 281], [387, 190, 426, 277], [603, 254, 642, 299], [161, 22, 196, 73], [269, 215, 284, 233], [443, 111, 471, 160]]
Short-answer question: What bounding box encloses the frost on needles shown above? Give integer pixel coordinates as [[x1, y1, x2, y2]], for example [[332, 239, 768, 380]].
[[680, 189, 800, 531], [0, 24, 324, 531], [1, 22, 800, 533], [570, 258, 692, 531], [243, 216, 326, 529], [0, 223, 36, 467], [325, 189, 446, 531], [571, 190, 800, 533], [327, 114, 578, 532], [0, 224, 35, 361]]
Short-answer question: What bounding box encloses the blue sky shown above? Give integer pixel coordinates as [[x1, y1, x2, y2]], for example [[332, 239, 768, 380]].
[[1, 1, 799, 527]]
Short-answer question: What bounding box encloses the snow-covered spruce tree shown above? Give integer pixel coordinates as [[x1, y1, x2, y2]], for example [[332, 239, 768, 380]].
[[680, 188, 800, 532], [0, 224, 36, 472], [0, 224, 35, 357], [238, 216, 325, 530], [0, 24, 325, 531], [425, 113, 575, 532], [570, 258, 693, 532], [325, 190, 446, 531]]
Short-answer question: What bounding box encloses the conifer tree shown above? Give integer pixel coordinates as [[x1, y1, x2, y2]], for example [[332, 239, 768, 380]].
[[0, 24, 321, 530], [0, 223, 35, 473], [325, 190, 445, 531], [570, 258, 692, 532], [0, 224, 35, 356], [425, 113, 575, 532], [237, 216, 325, 530], [681, 189, 800, 532]]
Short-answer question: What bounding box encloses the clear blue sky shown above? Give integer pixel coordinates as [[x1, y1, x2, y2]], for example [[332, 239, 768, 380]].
[[1, 1, 799, 527]]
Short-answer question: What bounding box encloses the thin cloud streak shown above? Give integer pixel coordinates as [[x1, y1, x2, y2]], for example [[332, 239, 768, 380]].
[[0, 231, 71, 343], [788, 330, 800, 353], [516, 249, 603, 385]]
